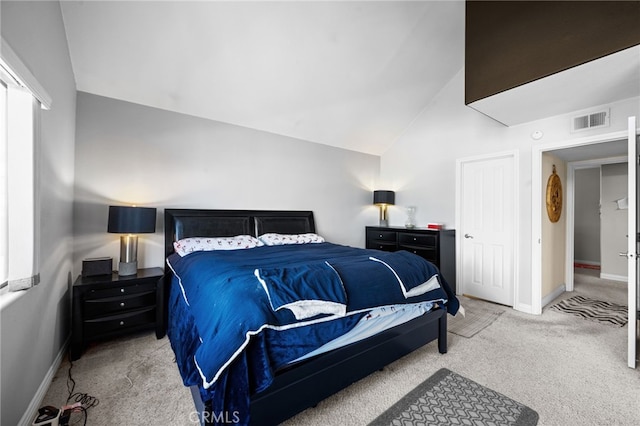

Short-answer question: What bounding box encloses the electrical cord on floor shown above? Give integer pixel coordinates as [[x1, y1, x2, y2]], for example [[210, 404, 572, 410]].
[[61, 352, 99, 426]]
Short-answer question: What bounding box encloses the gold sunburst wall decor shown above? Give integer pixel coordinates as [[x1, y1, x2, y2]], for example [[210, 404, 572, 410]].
[[546, 165, 563, 223]]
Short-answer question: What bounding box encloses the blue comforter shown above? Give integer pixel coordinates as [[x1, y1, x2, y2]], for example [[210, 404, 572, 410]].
[[167, 242, 458, 424]]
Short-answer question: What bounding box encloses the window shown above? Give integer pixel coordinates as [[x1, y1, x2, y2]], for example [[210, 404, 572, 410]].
[[0, 80, 7, 287], [0, 38, 50, 294]]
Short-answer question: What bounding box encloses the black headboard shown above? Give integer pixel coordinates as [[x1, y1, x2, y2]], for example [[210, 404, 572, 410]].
[[163, 209, 316, 259]]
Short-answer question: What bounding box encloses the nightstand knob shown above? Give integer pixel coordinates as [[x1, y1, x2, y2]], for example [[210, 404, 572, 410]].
[[119, 321, 125, 326], [379, 234, 383, 238], [120, 288, 125, 293], [120, 302, 125, 307], [413, 237, 417, 241]]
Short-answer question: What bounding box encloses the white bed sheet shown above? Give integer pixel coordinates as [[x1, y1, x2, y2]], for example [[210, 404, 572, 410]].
[[291, 301, 435, 363]]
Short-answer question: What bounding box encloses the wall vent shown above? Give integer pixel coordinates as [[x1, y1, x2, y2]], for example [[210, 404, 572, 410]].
[[571, 109, 610, 132]]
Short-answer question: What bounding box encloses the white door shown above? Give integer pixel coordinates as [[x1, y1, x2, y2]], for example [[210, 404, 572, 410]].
[[459, 154, 516, 306], [625, 116, 638, 369]]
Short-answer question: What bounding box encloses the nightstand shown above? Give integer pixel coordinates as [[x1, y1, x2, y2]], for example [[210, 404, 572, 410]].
[[70, 267, 164, 360]]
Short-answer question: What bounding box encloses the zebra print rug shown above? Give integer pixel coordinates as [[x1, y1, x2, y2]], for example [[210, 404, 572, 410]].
[[550, 295, 627, 327]]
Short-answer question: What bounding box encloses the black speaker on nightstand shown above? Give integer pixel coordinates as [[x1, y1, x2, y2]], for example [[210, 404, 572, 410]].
[[81, 257, 113, 277]]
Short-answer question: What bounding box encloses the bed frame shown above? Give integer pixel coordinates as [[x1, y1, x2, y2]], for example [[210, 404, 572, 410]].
[[160, 209, 447, 425]]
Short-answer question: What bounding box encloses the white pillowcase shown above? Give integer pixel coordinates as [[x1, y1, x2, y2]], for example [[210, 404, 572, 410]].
[[173, 235, 263, 257], [258, 233, 325, 246]]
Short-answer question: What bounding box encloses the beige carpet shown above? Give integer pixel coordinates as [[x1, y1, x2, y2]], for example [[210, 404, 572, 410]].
[[40, 268, 640, 425]]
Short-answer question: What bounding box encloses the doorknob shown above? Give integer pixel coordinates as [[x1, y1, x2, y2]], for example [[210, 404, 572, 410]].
[[464, 233, 474, 239]]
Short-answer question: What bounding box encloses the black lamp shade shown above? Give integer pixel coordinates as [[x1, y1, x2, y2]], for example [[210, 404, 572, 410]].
[[373, 190, 395, 205], [108, 206, 157, 234]]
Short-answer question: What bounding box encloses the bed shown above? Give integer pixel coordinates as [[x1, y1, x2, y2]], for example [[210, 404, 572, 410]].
[[159, 209, 458, 425]]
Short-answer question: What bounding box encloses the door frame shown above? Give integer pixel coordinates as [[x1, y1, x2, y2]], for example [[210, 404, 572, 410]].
[[565, 155, 627, 292], [532, 129, 630, 314], [455, 150, 519, 307]]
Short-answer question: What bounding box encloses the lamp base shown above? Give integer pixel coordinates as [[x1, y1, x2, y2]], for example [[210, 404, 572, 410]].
[[379, 219, 389, 227], [118, 261, 138, 276]]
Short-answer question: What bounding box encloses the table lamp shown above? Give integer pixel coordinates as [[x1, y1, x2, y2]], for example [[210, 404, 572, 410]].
[[373, 190, 395, 227], [107, 206, 156, 276]]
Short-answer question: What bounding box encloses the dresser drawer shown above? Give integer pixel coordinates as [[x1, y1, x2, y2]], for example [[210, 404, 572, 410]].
[[399, 245, 438, 263], [367, 230, 397, 242], [84, 307, 156, 337], [85, 281, 156, 299], [83, 290, 156, 318], [398, 233, 437, 248], [368, 242, 397, 251]]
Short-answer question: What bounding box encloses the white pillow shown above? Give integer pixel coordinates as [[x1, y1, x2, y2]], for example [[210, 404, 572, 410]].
[[258, 233, 325, 246], [173, 235, 263, 257]]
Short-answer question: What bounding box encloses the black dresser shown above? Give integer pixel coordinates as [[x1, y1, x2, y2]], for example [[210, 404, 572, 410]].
[[365, 226, 456, 293]]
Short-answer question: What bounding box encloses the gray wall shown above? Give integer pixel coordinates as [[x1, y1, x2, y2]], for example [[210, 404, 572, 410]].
[[73, 92, 380, 273], [600, 162, 628, 280], [0, 2, 77, 425], [574, 167, 601, 265]]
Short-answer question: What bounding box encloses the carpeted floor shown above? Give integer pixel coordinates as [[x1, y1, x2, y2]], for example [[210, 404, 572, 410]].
[[40, 268, 640, 425]]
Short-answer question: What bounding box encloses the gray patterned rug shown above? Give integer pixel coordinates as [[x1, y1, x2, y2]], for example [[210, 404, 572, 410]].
[[369, 368, 538, 426], [448, 298, 506, 338], [550, 295, 627, 327]]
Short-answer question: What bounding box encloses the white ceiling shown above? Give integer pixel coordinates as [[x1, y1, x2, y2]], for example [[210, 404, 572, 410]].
[[60, 0, 465, 155], [59, 1, 639, 156]]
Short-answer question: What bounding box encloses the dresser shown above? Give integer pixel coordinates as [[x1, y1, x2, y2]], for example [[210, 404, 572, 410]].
[[365, 226, 456, 293], [71, 267, 164, 360]]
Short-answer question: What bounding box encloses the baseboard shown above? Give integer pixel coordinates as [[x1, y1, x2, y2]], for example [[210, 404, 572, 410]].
[[514, 302, 534, 314], [542, 284, 566, 308], [18, 337, 69, 426], [574, 260, 601, 269], [600, 273, 628, 282]]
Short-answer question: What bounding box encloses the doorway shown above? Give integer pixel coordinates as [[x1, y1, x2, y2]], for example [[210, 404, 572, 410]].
[[532, 133, 628, 315], [532, 121, 638, 369], [564, 155, 628, 293]]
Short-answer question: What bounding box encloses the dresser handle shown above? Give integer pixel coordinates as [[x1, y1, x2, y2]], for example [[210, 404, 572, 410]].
[[379, 234, 383, 238], [120, 302, 125, 307], [119, 321, 125, 326], [413, 237, 417, 241], [120, 288, 125, 293]]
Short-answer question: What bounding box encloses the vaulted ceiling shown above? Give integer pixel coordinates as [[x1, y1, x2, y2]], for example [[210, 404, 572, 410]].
[[59, 1, 639, 156], [60, 1, 465, 155]]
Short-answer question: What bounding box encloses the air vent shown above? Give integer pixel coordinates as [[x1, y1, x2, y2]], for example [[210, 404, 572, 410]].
[[571, 109, 610, 132]]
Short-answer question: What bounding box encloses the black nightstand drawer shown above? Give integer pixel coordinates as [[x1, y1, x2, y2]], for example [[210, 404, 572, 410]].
[[367, 230, 396, 242], [85, 282, 156, 299], [398, 233, 437, 248], [84, 290, 156, 318], [84, 307, 156, 337]]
